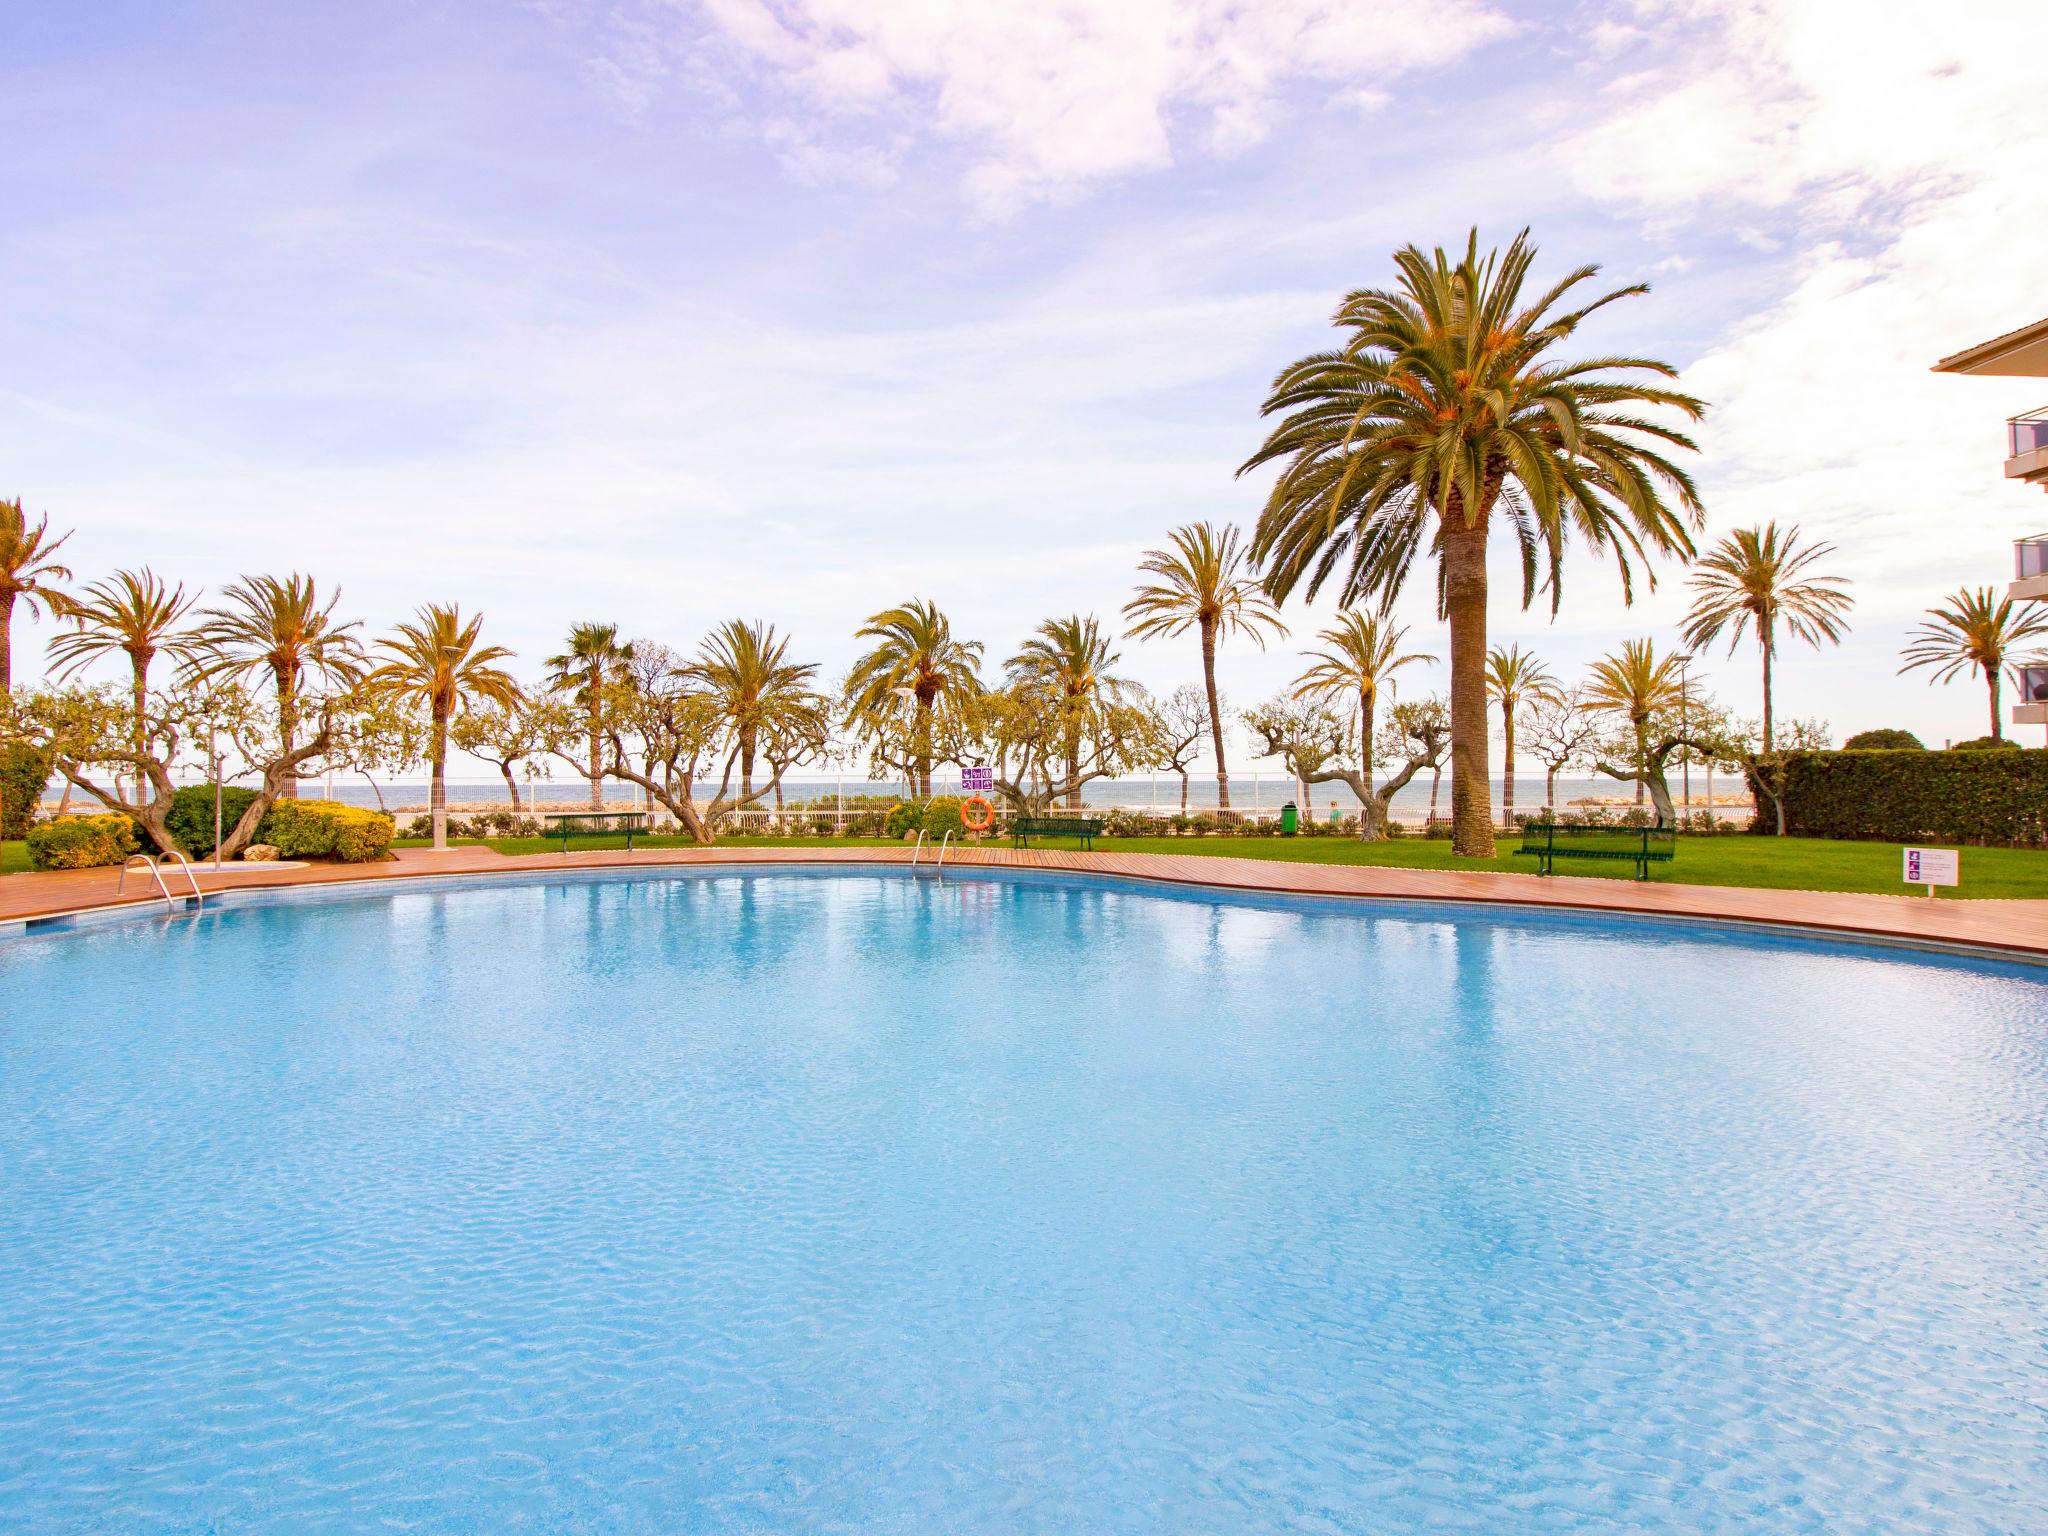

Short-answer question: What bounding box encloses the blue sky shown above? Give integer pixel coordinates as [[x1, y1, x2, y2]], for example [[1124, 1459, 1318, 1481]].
[[5, 0, 2045, 763]]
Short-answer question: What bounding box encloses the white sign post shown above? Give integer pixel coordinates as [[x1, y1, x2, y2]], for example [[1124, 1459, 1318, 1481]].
[[1903, 847, 1959, 897], [961, 766, 993, 796]]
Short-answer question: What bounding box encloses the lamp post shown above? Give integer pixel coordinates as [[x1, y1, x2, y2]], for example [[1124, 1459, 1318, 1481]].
[[1671, 651, 1694, 816]]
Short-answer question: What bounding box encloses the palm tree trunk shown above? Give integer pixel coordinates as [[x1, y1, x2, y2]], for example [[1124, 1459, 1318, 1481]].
[[914, 695, 933, 799], [430, 706, 449, 851], [275, 662, 300, 800], [1178, 771, 1189, 813], [1546, 764, 1558, 812], [0, 591, 13, 692], [1358, 685, 1379, 840], [740, 728, 756, 801], [586, 690, 603, 809], [130, 657, 149, 809], [1760, 622, 1776, 754], [1201, 620, 1230, 814], [1428, 766, 1442, 823], [1989, 663, 2003, 740], [1500, 701, 1516, 830], [500, 761, 522, 813], [1442, 515, 1494, 856], [1634, 721, 1647, 805]]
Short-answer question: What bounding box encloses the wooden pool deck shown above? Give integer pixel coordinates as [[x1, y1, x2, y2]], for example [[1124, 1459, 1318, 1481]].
[[5, 844, 2047, 959]]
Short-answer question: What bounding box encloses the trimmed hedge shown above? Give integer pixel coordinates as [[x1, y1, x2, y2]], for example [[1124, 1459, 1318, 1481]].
[[1777, 748, 2048, 846], [1841, 728, 1924, 751], [26, 812, 140, 870], [260, 799, 395, 862], [1, 742, 52, 840], [165, 784, 262, 857]]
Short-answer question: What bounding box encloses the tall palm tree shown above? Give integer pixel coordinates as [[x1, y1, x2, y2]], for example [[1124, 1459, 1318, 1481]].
[[1292, 611, 1434, 817], [1122, 522, 1286, 812], [46, 570, 200, 804], [683, 620, 821, 801], [188, 574, 365, 797], [546, 622, 635, 808], [844, 599, 984, 797], [0, 499, 74, 691], [1485, 644, 1563, 829], [1682, 522, 1851, 752], [1899, 587, 2048, 740], [368, 605, 521, 851], [1583, 638, 1686, 807], [1007, 615, 1134, 809], [1242, 229, 1704, 858]]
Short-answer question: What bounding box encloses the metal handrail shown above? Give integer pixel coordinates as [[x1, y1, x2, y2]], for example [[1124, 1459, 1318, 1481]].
[[934, 830, 952, 871], [116, 854, 178, 912], [908, 829, 926, 868], [161, 850, 205, 907]]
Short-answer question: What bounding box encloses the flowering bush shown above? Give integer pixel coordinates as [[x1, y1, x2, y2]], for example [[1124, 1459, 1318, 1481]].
[[26, 813, 139, 870]]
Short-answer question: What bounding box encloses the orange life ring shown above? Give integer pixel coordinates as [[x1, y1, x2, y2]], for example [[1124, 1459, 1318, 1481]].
[[960, 795, 995, 833]]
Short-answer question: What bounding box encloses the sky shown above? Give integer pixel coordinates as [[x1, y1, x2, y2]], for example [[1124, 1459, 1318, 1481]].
[[4, 0, 2046, 776]]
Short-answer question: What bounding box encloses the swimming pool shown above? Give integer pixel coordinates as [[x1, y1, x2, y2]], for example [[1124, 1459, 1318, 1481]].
[[3, 868, 2044, 1532]]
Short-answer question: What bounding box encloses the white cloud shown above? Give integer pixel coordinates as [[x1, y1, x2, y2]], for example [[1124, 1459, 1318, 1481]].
[[602, 0, 1511, 209], [1551, 0, 2048, 741]]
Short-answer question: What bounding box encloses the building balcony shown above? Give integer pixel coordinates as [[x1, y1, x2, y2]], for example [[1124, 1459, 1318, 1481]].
[[2015, 664, 2048, 728], [2008, 407, 2048, 491], [2015, 533, 2048, 603]]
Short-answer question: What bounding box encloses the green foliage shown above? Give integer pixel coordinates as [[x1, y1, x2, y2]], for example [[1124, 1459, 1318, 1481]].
[[164, 784, 261, 856], [26, 812, 139, 870], [883, 801, 921, 838], [0, 742, 52, 839], [260, 798, 395, 862], [921, 795, 967, 837], [1842, 728, 1924, 751], [1950, 735, 2019, 751], [1777, 748, 2048, 845]]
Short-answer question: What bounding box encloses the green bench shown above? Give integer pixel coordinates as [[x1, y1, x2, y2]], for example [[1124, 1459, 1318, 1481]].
[[1516, 819, 1676, 881], [541, 810, 648, 854], [1011, 815, 1106, 851]]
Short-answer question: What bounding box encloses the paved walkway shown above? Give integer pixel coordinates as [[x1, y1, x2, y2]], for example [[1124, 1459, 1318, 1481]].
[[5, 844, 2047, 958]]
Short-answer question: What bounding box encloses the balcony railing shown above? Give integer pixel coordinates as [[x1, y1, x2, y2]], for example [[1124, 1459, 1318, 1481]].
[[2010, 407, 2048, 459], [2018, 536, 2048, 581]]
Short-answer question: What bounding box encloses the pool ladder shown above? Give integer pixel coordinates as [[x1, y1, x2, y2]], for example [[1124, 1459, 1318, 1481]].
[[907, 830, 951, 876], [117, 852, 205, 912]]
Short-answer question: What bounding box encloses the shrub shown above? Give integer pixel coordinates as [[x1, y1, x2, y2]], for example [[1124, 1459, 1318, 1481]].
[[165, 784, 262, 856], [26, 812, 139, 870], [1843, 728, 1924, 751], [883, 801, 921, 839], [921, 795, 967, 837], [1950, 735, 2020, 751], [1776, 747, 2048, 845], [1, 743, 53, 840], [260, 799, 395, 862]]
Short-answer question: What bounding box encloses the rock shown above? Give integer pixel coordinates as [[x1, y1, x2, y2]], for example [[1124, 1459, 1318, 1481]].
[[241, 843, 280, 863]]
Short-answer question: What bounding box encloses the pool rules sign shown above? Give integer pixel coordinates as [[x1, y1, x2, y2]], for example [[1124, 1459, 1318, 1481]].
[[961, 766, 994, 795], [1904, 847, 1959, 895]]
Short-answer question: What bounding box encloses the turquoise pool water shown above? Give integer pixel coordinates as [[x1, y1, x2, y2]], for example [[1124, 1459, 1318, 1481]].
[[2, 869, 2045, 1532]]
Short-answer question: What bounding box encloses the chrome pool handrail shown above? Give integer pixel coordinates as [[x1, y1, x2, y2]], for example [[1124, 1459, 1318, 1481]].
[[116, 854, 177, 912], [161, 850, 205, 907], [908, 829, 926, 868]]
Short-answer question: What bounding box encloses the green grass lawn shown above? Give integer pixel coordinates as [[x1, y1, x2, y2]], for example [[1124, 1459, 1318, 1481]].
[[382, 831, 2048, 900], [9, 833, 2043, 900]]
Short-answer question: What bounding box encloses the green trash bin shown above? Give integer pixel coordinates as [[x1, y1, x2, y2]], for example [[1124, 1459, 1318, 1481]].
[[1280, 801, 1298, 835]]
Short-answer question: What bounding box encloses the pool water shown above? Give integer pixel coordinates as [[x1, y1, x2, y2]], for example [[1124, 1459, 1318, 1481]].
[[2, 870, 2045, 1533]]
